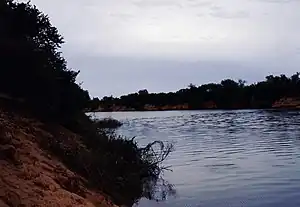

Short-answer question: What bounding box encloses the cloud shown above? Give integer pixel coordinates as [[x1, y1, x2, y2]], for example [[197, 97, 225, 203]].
[[208, 5, 249, 19], [108, 12, 135, 20], [132, 0, 181, 8], [132, 0, 214, 9], [187, 1, 213, 7], [255, 0, 300, 3], [22, 0, 300, 96], [210, 9, 249, 19]]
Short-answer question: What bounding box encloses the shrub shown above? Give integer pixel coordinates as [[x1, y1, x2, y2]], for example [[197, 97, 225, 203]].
[[41, 114, 175, 206], [93, 118, 123, 129]]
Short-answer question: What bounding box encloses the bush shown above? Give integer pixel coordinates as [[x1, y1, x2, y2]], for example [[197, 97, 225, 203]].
[[93, 118, 123, 129], [40, 114, 175, 206]]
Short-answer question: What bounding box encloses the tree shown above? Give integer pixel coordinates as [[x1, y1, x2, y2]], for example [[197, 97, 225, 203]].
[[188, 83, 197, 90], [0, 0, 90, 120], [238, 79, 246, 87], [99, 72, 300, 110], [138, 89, 149, 95]]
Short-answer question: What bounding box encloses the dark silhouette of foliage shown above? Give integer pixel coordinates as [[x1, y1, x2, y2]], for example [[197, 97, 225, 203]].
[[95, 73, 300, 111], [45, 113, 175, 206], [0, 0, 90, 121], [94, 117, 123, 129]]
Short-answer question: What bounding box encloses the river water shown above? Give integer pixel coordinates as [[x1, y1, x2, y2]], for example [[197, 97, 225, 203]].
[[95, 110, 300, 207]]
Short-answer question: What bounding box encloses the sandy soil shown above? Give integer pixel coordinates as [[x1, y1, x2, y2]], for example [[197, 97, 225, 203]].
[[0, 108, 118, 207]]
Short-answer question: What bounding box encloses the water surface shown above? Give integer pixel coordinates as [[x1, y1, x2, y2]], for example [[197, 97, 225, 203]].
[[96, 110, 300, 207]]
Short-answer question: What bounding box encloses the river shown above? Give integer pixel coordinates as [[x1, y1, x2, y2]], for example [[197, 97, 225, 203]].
[[95, 110, 300, 207]]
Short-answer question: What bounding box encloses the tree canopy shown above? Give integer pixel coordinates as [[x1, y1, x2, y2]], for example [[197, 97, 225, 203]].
[[0, 0, 90, 120]]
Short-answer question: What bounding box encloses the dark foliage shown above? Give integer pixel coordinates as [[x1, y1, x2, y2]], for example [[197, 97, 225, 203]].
[[93, 117, 123, 129], [95, 73, 300, 110], [0, 0, 90, 121]]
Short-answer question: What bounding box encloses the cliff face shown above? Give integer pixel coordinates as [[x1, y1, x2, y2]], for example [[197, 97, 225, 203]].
[[272, 97, 300, 109], [0, 108, 117, 207]]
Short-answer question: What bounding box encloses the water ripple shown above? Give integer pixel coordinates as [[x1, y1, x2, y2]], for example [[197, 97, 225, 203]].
[[96, 110, 300, 207]]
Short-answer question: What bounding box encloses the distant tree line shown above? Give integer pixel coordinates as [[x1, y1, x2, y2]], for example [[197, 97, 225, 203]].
[[91, 73, 300, 111], [0, 0, 91, 122]]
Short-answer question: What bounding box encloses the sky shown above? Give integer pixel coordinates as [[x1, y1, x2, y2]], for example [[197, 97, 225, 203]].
[[20, 0, 300, 97]]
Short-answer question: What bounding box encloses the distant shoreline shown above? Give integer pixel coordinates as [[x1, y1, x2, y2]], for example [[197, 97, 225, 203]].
[[89, 74, 300, 114], [88, 97, 300, 112], [89, 107, 300, 113]]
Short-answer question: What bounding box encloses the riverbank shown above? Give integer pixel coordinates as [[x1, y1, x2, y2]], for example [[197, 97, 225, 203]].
[[0, 100, 173, 206], [0, 107, 117, 207], [0, 1, 173, 206], [272, 97, 300, 109], [89, 97, 300, 112]]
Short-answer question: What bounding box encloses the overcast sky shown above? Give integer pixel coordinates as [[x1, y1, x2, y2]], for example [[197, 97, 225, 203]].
[[22, 0, 300, 97]]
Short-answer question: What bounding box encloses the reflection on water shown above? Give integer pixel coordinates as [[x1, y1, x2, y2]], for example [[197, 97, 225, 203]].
[[95, 110, 300, 207]]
